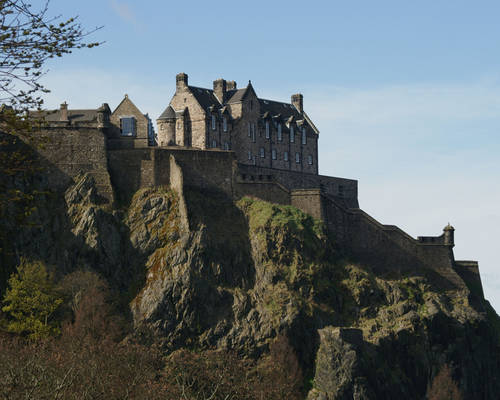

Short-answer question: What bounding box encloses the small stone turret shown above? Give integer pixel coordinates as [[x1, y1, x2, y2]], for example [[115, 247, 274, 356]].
[[157, 105, 176, 146], [443, 223, 455, 247]]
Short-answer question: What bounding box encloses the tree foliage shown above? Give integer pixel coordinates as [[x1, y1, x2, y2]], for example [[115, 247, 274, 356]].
[[1, 258, 63, 339], [0, 0, 101, 114]]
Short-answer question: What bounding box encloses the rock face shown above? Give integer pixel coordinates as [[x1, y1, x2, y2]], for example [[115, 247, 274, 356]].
[[3, 173, 500, 399]]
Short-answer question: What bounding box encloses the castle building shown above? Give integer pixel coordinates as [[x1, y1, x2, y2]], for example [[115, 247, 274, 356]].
[[157, 73, 319, 174], [23, 72, 484, 305]]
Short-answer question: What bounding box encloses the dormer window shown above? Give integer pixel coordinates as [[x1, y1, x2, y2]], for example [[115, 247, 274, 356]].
[[211, 115, 216, 130], [265, 121, 270, 139], [290, 126, 295, 143], [302, 127, 307, 144], [223, 117, 227, 132], [120, 117, 136, 136], [277, 123, 282, 141]]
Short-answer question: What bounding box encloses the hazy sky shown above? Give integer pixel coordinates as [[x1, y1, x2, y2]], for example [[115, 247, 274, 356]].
[[41, 1, 500, 310]]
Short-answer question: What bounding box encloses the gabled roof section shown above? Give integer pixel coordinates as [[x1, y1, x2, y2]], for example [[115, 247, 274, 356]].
[[303, 111, 320, 134], [226, 88, 247, 103], [188, 86, 221, 110], [112, 94, 147, 120], [158, 105, 176, 120]]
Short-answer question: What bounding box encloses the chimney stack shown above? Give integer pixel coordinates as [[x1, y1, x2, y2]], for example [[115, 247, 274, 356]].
[[176, 72, 188, 91], [291, 93, 303, 113], [60, 102, 68, 122], [227, 80, 237, 90], [213, 78, 227, 103]]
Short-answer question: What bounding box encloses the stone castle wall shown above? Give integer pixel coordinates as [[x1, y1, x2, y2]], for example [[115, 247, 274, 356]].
[[27, 125, 479, 295], [29, 127, 114, 203]]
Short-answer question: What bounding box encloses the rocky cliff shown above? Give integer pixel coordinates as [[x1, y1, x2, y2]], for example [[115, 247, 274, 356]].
[[2, 168, 500, 399]]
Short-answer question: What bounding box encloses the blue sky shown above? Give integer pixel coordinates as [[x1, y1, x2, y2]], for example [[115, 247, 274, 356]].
[[41, 1, 500, 310]]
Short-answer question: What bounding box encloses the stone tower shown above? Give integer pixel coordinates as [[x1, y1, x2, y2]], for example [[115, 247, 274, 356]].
[[443, 223, 455, 247], [157, 105, 176, 146]]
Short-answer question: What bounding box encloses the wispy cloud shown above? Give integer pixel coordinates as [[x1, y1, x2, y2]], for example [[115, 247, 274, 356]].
[[110, 0, 137, 27]]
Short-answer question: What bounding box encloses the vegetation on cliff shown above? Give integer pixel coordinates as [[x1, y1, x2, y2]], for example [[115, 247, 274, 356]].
[[1, 175, 500, 399]]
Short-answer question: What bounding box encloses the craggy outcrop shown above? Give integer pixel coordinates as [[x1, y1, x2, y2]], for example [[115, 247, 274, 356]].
[[3, 171, 500, 399]]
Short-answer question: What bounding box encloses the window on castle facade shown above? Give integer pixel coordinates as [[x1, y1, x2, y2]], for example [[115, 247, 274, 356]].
[[223, 117, 227, 132], [295, 152, 300, 164], [260, 147, 265, 158], [248, 150, 252, 160], [272, 149, 277, 160], [224, 142, 230, 150], [290, 126, 294, 143], [302, 127, 307, 144], [211, 115, 216, 130], [212, 140, 217, 148], [284, 151, 288, 161], [120, 117, 136, 136], [252, 123, 256, 142], [277, 123, 282, 141], [308, 154, 313, 165], [248, 122, 251, 137], [265, 121, 270, 139]]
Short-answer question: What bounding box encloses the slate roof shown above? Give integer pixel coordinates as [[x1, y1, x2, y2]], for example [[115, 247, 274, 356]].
[[226, 88, 248, 104], [42, 109, 98, 122], [158, 105, 176, 120], [189, 86, 221, 109], [258, 98, 302, 120]]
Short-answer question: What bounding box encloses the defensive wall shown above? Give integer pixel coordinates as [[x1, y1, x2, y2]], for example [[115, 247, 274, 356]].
[[21, 128, 483, 298]]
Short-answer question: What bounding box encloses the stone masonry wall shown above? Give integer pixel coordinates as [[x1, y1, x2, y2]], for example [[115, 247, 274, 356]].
[[30, 127, 114, 203]]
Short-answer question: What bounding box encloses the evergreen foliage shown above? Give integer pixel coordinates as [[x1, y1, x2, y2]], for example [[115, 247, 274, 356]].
[[1, 258, 63, 339]]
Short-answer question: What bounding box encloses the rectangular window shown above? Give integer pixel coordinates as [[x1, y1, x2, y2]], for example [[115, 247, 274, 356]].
[[295, 152, 300, 164], [308, 155, 313, 165], [290, 126, 294, 143], [302, 128, 307, 144], [211, 115, 216, 130], [265, 121, 270, 139], [212, 139, 217, 148], [248, 122, 251, 137], [272, 149, 277, 160], [260, 147, 265, 158], [248, 150, 252, 160], [120, 117, 136, 136], [224, 142, 230, 150], [223, 117, 227, 132], [284, 151, 288, 161], [252, 123, 256, 142], [277, 123, 282, 141]]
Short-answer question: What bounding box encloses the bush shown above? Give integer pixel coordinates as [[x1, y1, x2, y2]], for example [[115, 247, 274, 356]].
[[427, 364, 463, 400]]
